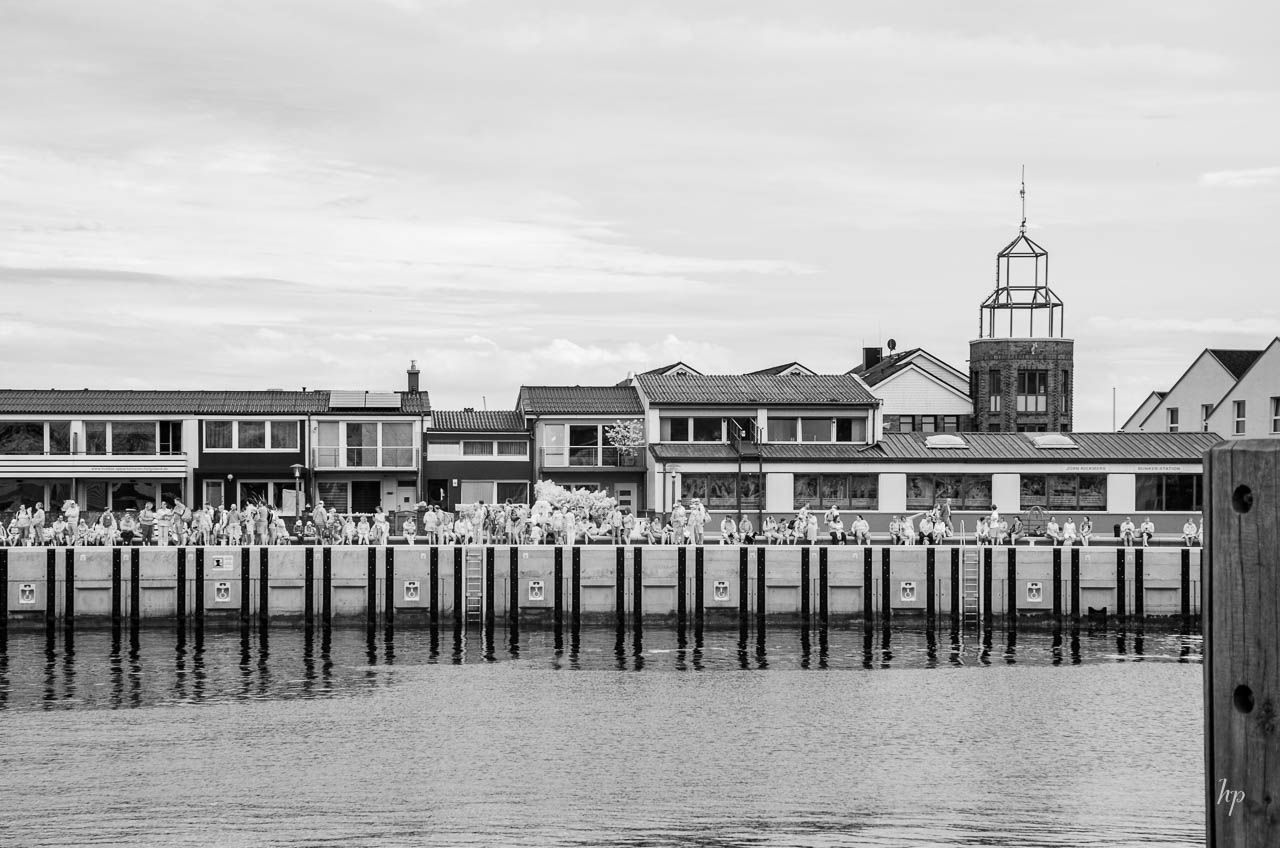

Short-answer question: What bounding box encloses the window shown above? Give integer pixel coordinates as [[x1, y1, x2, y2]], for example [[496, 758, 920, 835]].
[[767, 417, 798, 442], [1203, 404, 1214, 432], [898, 416, 916, 433], [799, 418, 831, 442], [1136, 474, 1202, 512], [205, 420, 300, 451], [381, 422, 414, 466], [205, 421, 233, 450], [497, 441, 528, 456], [0, 422, 45, 454], [46, 422, 70, 454], [1272, 398, 1280, 434], [1016, 370, 1049, 413], [1021, 474, 1107, 511], [692, 417, 722, 442], [1234, 400, 1246, 435], [681, 473, 763, 509], [988, 370, 1001, 412], [159, 421, 182, 454], [270, 421, 298, 450], [941, 416, 960, 432], [906, 475, 992, 510], [1166, 408, 1179, 433], [1061, 370, 1070, 414], [238, 421, 266, 450], [496, 481, 529, 504], [660, 417, 690, 442], [111, 421, 157, 454], [919, 416, 937, 434], [317, 481, 348, 513], [463, 441, 495, 456], [792, 474, 878, 509], [346, 423, 378, 467]]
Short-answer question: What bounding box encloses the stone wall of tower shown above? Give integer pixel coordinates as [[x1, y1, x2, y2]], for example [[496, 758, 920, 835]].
[[968, 338, 1074, 433]]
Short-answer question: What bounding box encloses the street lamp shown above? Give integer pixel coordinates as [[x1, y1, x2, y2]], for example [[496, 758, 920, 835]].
[[668, 464, 681, 513]]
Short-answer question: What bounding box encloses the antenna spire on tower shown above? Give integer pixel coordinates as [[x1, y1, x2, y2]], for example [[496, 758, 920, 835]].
[[1019, 164, 1027, 233]]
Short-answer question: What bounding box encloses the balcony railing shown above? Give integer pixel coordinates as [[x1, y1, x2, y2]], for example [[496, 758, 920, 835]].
[[539, 446, 645, 469], [0, 451, 190, 474], [312, 446, 419, 470]]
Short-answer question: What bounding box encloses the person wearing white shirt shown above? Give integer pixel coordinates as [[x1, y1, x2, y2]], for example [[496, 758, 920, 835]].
[[1062, 517, 1077, 546], [719, 516, 738, 545], [1119, 517, 1136, 547], [1045, 517, 1062, 546], [851, 515, 870, 545], [1140, 517, 1156, 547], [1182, 517, 1199, 547]]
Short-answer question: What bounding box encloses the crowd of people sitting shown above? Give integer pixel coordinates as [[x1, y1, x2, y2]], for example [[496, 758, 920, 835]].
[[2, 496, 1206, 548]]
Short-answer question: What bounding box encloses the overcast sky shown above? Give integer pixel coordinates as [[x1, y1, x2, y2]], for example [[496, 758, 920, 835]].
[[2, 1, 1276, 428]]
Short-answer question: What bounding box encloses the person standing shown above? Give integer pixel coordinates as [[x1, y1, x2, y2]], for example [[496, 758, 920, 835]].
[[670, 502, 687, 545], [689, 499, 708, 545], [31, 503, 46, 546], [940, 498, 953, 535]]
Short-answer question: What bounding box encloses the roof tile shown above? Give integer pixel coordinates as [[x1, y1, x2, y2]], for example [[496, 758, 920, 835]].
[[428, 410, 527, 432], [635, 373, 878, 406], [516, 386, 644, 415]]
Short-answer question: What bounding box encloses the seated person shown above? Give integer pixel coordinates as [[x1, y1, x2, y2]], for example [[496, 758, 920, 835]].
[[989, 519, 1007, 546], [1140, 517, 1156, 547], [1045, 516, 1063, 546], [900, 514, 916, 546], [1061, 517, 1078, 546], [738, 517, 755, 545], [720, 516, 739, 545], [887, 515, 903, 545], [1197, 519, 1204, 546], [1182, 517, 1199, 547], [974, 516, 989, 546], [929, 517, 947, 545], [850, 515, 870, 545], [1119, 517, 1136, 547], [1008, 516, 1023, 545], [918, 512, 935, 545], [1079, 517, 1093, 547]]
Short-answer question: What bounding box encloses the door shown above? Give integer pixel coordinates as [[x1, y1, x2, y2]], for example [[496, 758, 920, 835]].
[[615, 484, 636, 513], [351, 481, 381, 513], [426, 478, 451, 509], [203, 480, 224, 508], [396, 481, 418, 510]]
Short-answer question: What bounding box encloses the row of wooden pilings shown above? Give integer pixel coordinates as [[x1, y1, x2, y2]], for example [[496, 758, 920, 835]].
[[0, 543, 1201, 629]]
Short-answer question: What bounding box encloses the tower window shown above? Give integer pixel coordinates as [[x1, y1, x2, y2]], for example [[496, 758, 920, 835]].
[[988, 369, 1001, 413], [1016, 370, 1048, 413], [1167, 408, 1179, 433]]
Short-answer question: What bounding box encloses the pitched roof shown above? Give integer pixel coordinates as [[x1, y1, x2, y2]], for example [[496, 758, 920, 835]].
[[867, 431, 1221, 463], [635, 373, 879, 406], [516, 385, 644, 416], [0, 389, 429, 415], [427, 410, 527, 432], [847, 348, 919, 385], [1207, 349, 1264, 380], [639, 362, 702, 376], [1120, 390, 1166, 431], [747, 362, 816, 376]]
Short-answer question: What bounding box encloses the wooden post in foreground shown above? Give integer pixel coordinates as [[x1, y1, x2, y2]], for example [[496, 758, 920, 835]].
[[1205, 440, 1280, 845]]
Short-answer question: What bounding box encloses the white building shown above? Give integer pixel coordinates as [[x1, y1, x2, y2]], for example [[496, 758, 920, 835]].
[[1206, 337, 1280, 438], [1122, 348, 1264, 434]]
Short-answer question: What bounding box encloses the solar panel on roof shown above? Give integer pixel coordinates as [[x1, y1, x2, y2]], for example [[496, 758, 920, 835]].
[[329, 390, 401, 409]]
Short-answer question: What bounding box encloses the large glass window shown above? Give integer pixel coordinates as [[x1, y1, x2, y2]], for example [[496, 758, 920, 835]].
[[49, 422, 70, 454], [1020, 474, 1046, 507], [111, 422, 157, 454], [569, 424, 600, 465], [381, 422, 414, 466], [346, 423, 378, 467], [237, 421, 266, 449], [497, 441, 528, 456], [682, 474, 762, 509], [496, 482, 529, 504], [767, 417, 798, 442], [1136, 474, 1202, 512], [205, 421, 233, 450], [691, 418, 722, 442], [794, 474, 877, 509], [85, 422, 108, 455], [0, 422, 44, 454], [906, 475, 991, 510], [1016, 369, 1048, 413], [660, 418, 690, 442], [1024, 474, 1109, 511], [270, 421, 299, 450], [316, 480, 348, 512], [800, 418, 831, 442]]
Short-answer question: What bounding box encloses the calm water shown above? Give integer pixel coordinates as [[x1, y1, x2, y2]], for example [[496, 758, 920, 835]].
[[0, 623, 1204, 847]]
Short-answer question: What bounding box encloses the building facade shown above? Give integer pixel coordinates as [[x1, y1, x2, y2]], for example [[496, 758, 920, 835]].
[[849, 346, 975, 433], [422, 410, 532, 510]]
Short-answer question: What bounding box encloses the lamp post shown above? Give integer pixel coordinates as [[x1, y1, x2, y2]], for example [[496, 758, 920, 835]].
[[290, 464, 305, 520], [668, 464, 681, 514]]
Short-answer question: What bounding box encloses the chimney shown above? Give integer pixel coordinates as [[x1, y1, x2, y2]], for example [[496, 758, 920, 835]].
[[407, 360, 420, 393], [862, 346, 883, 371]]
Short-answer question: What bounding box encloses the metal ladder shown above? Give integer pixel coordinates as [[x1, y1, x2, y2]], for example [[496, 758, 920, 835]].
[[961, 524, 981, 625], [464, 547, 484, 625]]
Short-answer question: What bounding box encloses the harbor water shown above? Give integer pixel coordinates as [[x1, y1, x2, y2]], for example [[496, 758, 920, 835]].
[[0, 624, 1204, 847]]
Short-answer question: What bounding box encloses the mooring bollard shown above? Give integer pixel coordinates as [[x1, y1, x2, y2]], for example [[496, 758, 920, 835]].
[[1205, 439, 1280, 845]]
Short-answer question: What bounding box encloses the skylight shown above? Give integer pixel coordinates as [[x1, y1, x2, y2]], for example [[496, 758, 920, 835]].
[[1030, 433, 1078, 449], [925, 434, 968, 449]]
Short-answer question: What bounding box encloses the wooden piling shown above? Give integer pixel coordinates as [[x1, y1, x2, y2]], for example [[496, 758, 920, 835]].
[[1204, 439, 1280, 845]]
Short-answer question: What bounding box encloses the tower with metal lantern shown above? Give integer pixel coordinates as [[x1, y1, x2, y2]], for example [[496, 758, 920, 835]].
[[970, 172, 1074, 432]]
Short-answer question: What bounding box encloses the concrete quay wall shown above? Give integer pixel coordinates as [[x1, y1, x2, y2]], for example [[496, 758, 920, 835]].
[[0, 544, 1202, 627]]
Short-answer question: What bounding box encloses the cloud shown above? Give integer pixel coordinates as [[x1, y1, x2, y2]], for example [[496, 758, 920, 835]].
[[1199, 167, 1280, 188], [1089, 316, 1279, 335]]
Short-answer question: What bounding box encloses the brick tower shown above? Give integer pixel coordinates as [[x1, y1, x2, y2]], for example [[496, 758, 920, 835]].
[[969, 174, 1073, 432]]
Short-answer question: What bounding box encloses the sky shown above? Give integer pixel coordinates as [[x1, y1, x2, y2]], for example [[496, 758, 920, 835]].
[[1, 1, 1276, 429]]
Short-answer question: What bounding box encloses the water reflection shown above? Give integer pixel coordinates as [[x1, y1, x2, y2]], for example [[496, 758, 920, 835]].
[[0, 620, 1204, 713]]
